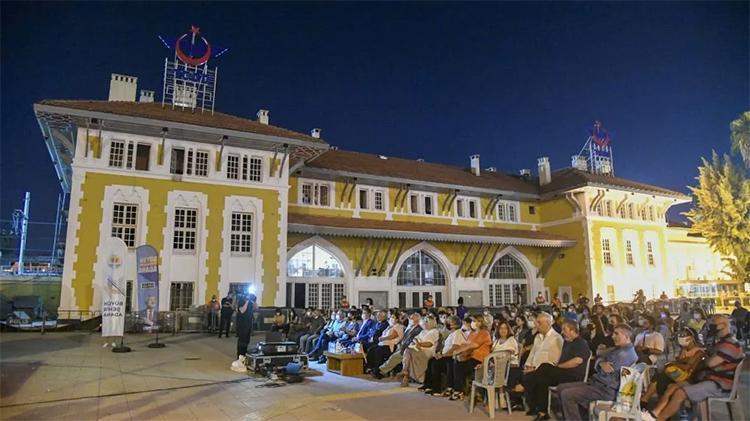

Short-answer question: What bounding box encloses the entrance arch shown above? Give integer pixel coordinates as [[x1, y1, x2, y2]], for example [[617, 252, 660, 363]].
[[486, 247, 537, 306], [286, 236, 351, 309], [393, 242, 451, 308]]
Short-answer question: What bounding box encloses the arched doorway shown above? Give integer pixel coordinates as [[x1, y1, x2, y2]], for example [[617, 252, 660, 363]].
[[287, 244, 346, 308], [396, 250, 447, 308], [488, 254, 529, 306]]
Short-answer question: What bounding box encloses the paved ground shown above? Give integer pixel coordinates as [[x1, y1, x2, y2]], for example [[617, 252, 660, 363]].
[[0, 332, 747, 420]]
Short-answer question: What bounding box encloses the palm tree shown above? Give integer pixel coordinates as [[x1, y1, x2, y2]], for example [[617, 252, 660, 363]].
[[730, 111, 750, 168]]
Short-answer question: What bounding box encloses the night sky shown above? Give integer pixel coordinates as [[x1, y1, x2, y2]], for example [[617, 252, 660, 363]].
[[1, 2, 748, 251]]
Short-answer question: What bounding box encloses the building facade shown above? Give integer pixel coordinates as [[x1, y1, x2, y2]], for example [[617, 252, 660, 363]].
[[34, 81, 730, 315]]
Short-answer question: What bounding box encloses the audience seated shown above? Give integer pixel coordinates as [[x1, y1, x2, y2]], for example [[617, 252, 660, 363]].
[[421, 315, 465, 395], [634, 314, 665, 364], [299, 310, 330, 354], [445, 314, 492, 401], [557, 323, 638, 421], [366, 313, 405, 378], [377, 313, 423, 378], [270, 308, 288, 334], [524, 312, 564, 372], [641, 326, 705, 406], [645, 315, 743, 421], [308, 310, 345, 360], [523, 319, 590, 420], [400, 315, 440, 386]]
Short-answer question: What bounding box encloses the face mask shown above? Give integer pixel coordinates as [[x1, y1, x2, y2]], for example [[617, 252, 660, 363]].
[[660, 313, 667, 319], [388, 319, 396, 326], [678, 337, 690, 347], [693, 314, 701, 320], [510, 312, 516, 318], [483, 311, 490, 316], [420, 321, 427, 330], [439, 316, 447, 323], [306, 311, 311, 316], [470, 321, 478, 330], [527, 321, 535, 329], [581, 319, 590, 327], [553, 312, 559, 317], [638, 320, 646, 327]]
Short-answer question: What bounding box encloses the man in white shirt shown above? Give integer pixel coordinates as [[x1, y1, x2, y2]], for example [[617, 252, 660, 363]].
[[634, 314, 664, 364], [524, 312, 563, 371]]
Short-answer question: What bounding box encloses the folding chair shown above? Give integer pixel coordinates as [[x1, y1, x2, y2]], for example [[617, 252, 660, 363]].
[[700, 359, 745, 421], [548, 352, 593, 417], [469, 351, 512, 419], [589, 363, 649, 421]]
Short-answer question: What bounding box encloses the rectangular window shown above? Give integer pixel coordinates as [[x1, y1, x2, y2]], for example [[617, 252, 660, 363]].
[[125, 143, 134, 169], [529, 205, 536, 215], [230, 212, 253, 254], [374, 191, 384, 211], [468, 200, 477, 219], [226, 154, 239, 180], [410, 194, 419, 213], [602, 238, 612, 265], [625, 240, 634, 265], [508, 204, 517, 222], [424, 196, 433, 215], [618, 206, 627, 219], [456, 199, 465, 217], [320, 283, 331, 309], [497, 203, 506, 220], [647, 241, 655, 266], [301, 183, 312, 205], [318, 185, 330, 206], [109, 140, 125, 168], [195, 150, 209, 176], [248, 157, 263, 182], [605, 201, 613, 217], [169, 282, 194, 311], [111, 203, 138, 247], [595, 201, 603, 216], [170, 147, 185, 175], [173, 208, 198, 251], [627, 203, 636, 219], [241, 156, 248, 180], [135, 144, 150, 171], [648, 207, 655, 221], [186, 149, 193, 175], [359, 189, 368, 209]]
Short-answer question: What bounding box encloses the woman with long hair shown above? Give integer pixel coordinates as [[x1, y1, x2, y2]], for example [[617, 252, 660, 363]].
[[445, 314, 492, 401]]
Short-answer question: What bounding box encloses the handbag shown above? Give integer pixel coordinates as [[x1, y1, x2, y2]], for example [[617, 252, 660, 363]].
[[664, 362, 690, 383]]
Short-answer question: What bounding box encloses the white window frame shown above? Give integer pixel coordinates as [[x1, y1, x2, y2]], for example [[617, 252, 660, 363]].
[[374, 190, 385, 211], [496, 200, 520, 223], [625, 240, 635, 265], [602, 238, 613, 266], [456, 196, 480, 220], [226, 154, 240, 180], [108, 140, 126, 168], [194, 150, 209, 177], [230, 212, 253, 255], [298, 179, 335, 208], [356, 186, 387, 212], [173, 207, 198, 253], [407, 191, 437, 215], [111, 203, 138, 248], [646, 241, 655, 266]]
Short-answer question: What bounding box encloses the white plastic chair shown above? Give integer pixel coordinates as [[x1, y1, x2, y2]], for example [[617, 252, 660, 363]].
[[589, 363, 649, 421], [469, 352, 512, 419], [700, 359, 744, 421], [547, 352, 593, 416]]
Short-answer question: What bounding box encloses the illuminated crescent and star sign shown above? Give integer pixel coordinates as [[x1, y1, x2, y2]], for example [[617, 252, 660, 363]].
[[158, 25, 229, 67]]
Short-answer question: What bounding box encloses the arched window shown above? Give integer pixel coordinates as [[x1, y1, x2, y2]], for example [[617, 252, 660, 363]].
[[488, 254, 528, 306], [397, 251, 446, 286], [288, 245, 344, 278], [489, 255, 526, 279]]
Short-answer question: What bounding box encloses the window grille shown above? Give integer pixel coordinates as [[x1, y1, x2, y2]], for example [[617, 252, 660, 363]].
[[227, 154, 239, 180], [625, 240, 634, 265], [602, 238, 613, 265], [374, 191, 384, 210], [112, 203, 137, 247], [173, 208, 197, 251], [248, 157, 262, 182], [230, 212, 253, 254], [195, 151, 209, 176], [109, 140, 125, 167], [170, 282, 194, 311], [647, 241, 655, 266], [489, 255, 526, 279], [397, 251, 446, 286]]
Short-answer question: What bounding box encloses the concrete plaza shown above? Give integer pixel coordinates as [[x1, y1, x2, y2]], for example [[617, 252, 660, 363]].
[[0, 332, 747, 420]]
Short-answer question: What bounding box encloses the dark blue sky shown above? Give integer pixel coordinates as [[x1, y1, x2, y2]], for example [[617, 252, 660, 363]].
[[1, 2, 748, 250]]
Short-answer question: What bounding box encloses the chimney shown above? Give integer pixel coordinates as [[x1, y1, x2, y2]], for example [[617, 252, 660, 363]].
[[486, 167, 497, 172], [311, 128, 321, 138], [538, 157, 551, 186], [470, 154, 481, 176], [257, 109, 269, 125], [417, 158, 425, 162], [519, 168, 531, 177], [571, 155, 588, 171], [139, 89, 154, 103], [108, 73, 138, 102]]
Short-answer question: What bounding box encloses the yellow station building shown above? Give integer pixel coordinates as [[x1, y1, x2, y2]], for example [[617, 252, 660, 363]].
[[34, 74, 732, 315]]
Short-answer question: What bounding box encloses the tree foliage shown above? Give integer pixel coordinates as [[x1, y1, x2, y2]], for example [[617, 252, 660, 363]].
[[685, 152, 750, 283], [730, 111, 750, 169]]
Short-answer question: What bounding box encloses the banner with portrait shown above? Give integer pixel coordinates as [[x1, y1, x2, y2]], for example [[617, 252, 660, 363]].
[[136, 245, 160, 331], [102, 237, 128, 337]]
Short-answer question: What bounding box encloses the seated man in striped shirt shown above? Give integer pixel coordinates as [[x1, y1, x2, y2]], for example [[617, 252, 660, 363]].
[[647, 314, 743, 421]]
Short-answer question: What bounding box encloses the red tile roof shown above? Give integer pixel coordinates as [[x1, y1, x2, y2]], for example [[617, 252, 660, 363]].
[[288, 214, 574, 247], [306, 150, 539, 194], [541, 168, 688, 198], [38, 100, 326, 144]]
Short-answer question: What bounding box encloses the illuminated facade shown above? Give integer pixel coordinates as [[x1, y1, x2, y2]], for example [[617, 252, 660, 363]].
[[35, 87, 730, 315]]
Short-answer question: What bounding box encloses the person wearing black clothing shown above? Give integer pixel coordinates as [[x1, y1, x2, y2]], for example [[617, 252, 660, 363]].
[[218, 294, 233, 338], [235, 293, 257, 358], [522, 320, 590, 420]]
